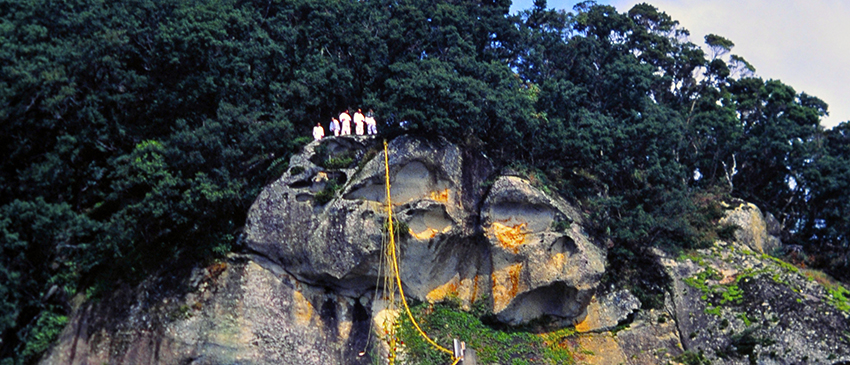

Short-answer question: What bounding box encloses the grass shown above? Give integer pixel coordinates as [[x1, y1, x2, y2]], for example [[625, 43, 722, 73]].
[[802, 269, 850, 312], [382, 217, 410, 239], [720, 282, 744, 305], [704, 306, 722, 316], [397, 300, 575, 365], [682, 250, 806, 311], [764, 254, 800, 273], [684, 267, 723, 299]]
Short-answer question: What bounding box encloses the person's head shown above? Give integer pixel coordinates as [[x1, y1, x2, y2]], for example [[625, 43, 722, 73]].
[[317, 123, 321, 127], [358, 108, 362, 112]]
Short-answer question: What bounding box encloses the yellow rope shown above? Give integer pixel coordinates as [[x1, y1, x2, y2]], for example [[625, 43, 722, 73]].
[[382, 140, 457, 360]]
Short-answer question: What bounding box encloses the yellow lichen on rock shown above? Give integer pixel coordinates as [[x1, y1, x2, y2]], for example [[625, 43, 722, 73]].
[[462, 275, 481, 305], [571, 333, 627, 365], [410, 224, 452, 241], [426, 276, 460, 302], [292, 290, 314, 326], [491, 263, 523, 312], [429, 188, 450, 203], [411, 228, 438, 240], [425, 274, 482, 308], [574, 297, 601, 333], [549, 252, 567, 268], [490, 222, 527, 253]]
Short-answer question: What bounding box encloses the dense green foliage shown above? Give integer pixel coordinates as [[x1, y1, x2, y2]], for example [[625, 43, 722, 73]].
[[397, 299, 575, 364], [0, 0, 846, 362]]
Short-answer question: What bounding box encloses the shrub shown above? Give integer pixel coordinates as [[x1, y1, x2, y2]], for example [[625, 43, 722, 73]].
[[727, 327, 775, 364], [289, 166, 305, 175], [314, 181, 340, 205], [551, 219, 572, 232], [674, 350, 711, 365], [717, 223, 740, 240]]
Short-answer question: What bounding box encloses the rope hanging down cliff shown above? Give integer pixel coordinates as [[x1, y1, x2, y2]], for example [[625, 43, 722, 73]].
[[381, 139, 460, 365]]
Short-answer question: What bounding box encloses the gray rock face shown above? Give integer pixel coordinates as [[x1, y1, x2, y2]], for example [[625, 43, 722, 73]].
[[720, 201, 782, 254], [41, 257, 375, 365], [245, 136, 491, 299], [557, 204, 850, 365], [657, 237, 850, 365], [482, 176, 605, 325], [244, 135, 606, 325], [575, 289, 641, 333]]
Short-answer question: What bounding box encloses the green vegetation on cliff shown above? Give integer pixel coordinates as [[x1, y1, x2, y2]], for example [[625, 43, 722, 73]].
[[398, 299, 575, 365], [0, 0, 847, 363]]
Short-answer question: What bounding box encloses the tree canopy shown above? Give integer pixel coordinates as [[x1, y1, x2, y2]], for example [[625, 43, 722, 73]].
[[0, 0, 845, 363]]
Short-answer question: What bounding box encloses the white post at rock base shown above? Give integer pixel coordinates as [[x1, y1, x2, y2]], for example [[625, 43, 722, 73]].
[[452, 339, 477, 365]]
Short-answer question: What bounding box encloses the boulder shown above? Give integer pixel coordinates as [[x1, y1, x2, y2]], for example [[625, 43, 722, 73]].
[[575, 289, 641, 333], [244, 136, 605, 324], [720, 202, 782, 254], [244, 136, 493, 303], [482, 176, 605, 325]]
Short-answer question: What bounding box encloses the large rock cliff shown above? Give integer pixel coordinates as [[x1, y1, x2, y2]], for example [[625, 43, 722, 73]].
[[41, 136, 850, 365], [244, 135, 605, 325]]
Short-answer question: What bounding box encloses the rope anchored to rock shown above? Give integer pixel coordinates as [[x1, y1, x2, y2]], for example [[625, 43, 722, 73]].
[[379, 139, 459, 364]]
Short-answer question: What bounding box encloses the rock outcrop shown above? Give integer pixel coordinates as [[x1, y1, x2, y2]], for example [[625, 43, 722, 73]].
[[42, 257, 374, 365], [568, 202, 850, 365], [40, 136, 850, 365], [482, 176, 605, 324], [244, 135, 605, 325], [719, 201, 782, 254]]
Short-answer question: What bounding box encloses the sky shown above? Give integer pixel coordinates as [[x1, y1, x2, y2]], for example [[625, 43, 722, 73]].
[[509, 0, 849, 129]]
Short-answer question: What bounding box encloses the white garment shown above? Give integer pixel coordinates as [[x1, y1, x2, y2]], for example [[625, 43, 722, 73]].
[[353, 112, 365, 135], [365, 116, 376, 134], [339, 113, 351, 135]]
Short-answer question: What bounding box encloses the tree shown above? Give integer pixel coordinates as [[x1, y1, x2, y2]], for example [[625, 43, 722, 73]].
[[798, 122, 850, 279]]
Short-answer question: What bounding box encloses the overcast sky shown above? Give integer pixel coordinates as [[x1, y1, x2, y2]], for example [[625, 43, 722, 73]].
[[509, 0, 849, 129]]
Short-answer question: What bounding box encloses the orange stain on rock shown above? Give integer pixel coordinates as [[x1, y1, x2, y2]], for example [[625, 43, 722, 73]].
[[508, 265, 521, 298], [575, 311, 598, 333], [491, 263, 523, 312], [429, 189, 450, 203], [292, 290, 314, 326], [411, 228, 438, 240], [471, 275, 480, 303], [491, 222, 528, 253], [426, 278, 460, 302]]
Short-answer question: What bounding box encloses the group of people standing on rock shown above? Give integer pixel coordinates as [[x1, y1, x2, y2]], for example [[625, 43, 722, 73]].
[[313, 108, 378, 141]]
